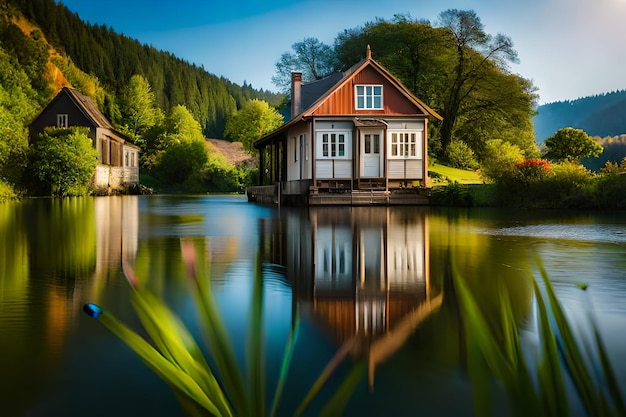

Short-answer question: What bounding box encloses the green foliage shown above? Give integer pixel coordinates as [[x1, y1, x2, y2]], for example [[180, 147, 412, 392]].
[[83, 239, 364, 417], [0, 178, 18, 202], [480, 139, 525, 181], [149, 105, 208, 186], [0, 21, 50, 99], [544, 127, 603, 163], [118, 74, 164, 147], [454, 255, 625, 417], [445, 139, 479, 170], [158, 140, 208, 186], [28, 127, 98, 196], [0, 55, 36, 185], [224, 99, 284, 154]]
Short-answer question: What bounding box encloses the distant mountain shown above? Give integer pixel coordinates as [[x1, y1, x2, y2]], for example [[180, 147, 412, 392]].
[[534, 90, 626, 143]]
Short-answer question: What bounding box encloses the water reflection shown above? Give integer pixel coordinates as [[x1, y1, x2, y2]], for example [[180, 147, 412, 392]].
[[268, 207, 442, 390]]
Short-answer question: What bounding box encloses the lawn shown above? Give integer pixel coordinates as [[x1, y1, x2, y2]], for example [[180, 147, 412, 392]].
[[428, 163, 483, 185]]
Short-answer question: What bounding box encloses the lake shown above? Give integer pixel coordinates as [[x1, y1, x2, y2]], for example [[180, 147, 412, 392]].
[[1, 195, 625, 416]]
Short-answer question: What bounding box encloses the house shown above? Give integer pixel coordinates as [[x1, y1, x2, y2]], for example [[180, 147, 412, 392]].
[[248, 47, 442, 206], [29, 86, 140, 189]]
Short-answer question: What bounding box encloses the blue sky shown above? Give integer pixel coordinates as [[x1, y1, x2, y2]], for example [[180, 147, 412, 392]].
[[58, 0, 626, 104]]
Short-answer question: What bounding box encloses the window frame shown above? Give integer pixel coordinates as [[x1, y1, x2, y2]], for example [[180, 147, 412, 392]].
[[388, 131, 422, 159], [355, 85, 383, 110], [317, 131, 352, 160], [57, 114, 68, 128]]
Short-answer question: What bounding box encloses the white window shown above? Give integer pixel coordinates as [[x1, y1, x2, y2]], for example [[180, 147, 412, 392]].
[[389, 131, 422, 158], [364, 134, 380, 154], [355, 85, 383, 110], [57, 114, 68, 128], [321, 133, 348, 158]]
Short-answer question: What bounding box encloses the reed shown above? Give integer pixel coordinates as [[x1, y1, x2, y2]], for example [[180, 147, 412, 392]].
[[453, 255, 625, 417], [83, 238, 363, 417]]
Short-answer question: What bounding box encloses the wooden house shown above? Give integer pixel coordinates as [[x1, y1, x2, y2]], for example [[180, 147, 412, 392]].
[[248, 47, 442, 206], [29, 86, 140, 189]]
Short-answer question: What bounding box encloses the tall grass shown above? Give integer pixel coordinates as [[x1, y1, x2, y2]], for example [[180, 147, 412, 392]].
[[453, 255, 625, 417], [83, 238, 364, 416]]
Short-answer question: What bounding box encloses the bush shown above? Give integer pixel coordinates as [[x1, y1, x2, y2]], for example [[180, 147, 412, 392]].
[[27, 127, 98, 197], [480, 139, 525, 182], [445, 140, 479, 170], [0, 178, 18, 202]]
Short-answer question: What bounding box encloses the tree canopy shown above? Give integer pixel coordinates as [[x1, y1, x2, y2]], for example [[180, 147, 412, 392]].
[[224, 99, 284, 154], [272, 37, 339, 93], [543, 127, 603, 163]]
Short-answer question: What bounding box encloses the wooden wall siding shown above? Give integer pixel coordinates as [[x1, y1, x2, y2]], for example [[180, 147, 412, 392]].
[[313, 67, 422, 116]]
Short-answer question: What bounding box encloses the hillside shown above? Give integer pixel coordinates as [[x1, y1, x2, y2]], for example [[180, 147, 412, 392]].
[[208, 139, 256, 167], [10, 0, 284, 139], [534, 90, 626, 142]]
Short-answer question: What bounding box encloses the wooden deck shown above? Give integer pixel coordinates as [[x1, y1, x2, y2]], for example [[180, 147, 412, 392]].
[[247, 185, 429, 206]]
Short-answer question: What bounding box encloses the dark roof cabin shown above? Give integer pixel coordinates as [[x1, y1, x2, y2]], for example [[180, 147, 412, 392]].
[[29, 86, 140, 187]]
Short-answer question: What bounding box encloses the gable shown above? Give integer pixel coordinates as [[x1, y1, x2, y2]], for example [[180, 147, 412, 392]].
[[308, 65, 427, 117]]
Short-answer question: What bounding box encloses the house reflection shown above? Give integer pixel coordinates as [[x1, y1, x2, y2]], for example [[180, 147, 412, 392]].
[[273, 206, 442, 389]]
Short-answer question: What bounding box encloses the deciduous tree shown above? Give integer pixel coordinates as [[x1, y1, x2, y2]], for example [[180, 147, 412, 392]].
[[272, 37, 339, 93], [224, 99, 283, 154], [118, 74, 163, 147], [543, 127, 603, 163]]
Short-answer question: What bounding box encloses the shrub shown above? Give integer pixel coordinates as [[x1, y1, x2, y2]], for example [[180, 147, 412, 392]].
[[0, 178, 18, 202], [446, 140, 479, 170], [480, 139, 525, 182], [515, 158, 552, 186], [28, 127, 98, 197]]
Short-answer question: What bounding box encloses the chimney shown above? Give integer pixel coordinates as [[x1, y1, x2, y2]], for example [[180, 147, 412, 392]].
[[291, 72, 302, 118]]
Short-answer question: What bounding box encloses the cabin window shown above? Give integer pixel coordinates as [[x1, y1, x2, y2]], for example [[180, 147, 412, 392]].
[[319, 132, 351, 159], [293, 137, 298, 162], [355, 85, 383, 110], [300, 134, 308, 160], [388, 131, 422, 158], [125, 151, 129, 167], [364, 134, 380, 154], [57, 114, 68, 128]]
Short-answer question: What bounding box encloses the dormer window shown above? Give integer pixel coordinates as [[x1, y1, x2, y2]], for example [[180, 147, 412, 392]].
[[355, 85, 383, 110], [57, 114, 68, 128]]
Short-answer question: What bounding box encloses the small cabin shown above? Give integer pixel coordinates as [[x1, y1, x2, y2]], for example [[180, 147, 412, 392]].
[[29, 86, 140, 189], [248, 47, 442, 206]]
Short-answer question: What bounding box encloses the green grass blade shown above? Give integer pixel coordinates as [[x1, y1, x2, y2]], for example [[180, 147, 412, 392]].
[[181, 239, 249, 416], [318, 362, 367, 417], [129, 290, 233, 417], [83, 304, 223, 416], [592, 322, 626, 415], [269, 310, 300, 417], [247, 253, 265, 416], [531, 276, 568, 417], [293, 336, 358, 417], [535, 258, 601, 413]]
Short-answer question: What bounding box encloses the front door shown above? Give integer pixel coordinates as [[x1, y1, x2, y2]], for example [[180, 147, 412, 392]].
[[360, 130, 382, 178]]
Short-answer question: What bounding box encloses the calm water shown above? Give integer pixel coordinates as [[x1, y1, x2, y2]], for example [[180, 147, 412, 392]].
[[1, 196, 625, 417]]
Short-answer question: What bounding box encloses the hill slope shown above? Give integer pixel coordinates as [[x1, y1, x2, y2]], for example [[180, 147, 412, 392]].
[[534, 90, 626, 142]]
